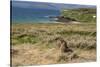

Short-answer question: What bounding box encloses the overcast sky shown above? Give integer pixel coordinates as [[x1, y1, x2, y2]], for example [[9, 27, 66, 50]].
[[11, 0, 96, 5]]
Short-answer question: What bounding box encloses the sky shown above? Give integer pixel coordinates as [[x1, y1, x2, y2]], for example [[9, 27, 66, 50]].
[[11, 0, 96, 11], [11, 0, 97, 5]]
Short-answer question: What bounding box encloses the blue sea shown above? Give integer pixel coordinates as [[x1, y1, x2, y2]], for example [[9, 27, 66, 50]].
[[11, 6, 60, 23]]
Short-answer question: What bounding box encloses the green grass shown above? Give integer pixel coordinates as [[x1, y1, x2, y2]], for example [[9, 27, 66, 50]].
[[11, 23, 96, 66], [11, 23, 96, 49], [61, 8, 96, 23]]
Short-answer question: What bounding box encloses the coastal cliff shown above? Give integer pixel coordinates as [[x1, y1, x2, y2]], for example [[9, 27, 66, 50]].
[[49, 8, 96, 23]]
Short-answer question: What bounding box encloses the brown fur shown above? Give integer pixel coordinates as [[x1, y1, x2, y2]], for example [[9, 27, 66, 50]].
[[55, 37, 73, 53]]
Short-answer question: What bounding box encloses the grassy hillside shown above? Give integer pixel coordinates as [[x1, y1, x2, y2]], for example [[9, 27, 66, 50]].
[[11, 23, 96, 66], [61, 8, 96, 23]]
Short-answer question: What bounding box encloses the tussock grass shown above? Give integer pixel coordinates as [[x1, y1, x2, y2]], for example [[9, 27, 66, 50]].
[[11, 23, 96, 66]]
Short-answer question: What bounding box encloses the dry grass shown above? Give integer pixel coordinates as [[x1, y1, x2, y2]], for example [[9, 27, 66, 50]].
[[11, 23, 96, 66]]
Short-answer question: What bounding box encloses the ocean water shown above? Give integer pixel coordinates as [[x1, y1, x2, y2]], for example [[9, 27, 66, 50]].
[[11, 6, 60, 23]]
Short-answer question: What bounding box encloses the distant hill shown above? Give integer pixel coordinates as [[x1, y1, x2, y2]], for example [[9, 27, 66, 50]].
[[61, 8, 96, 23]]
